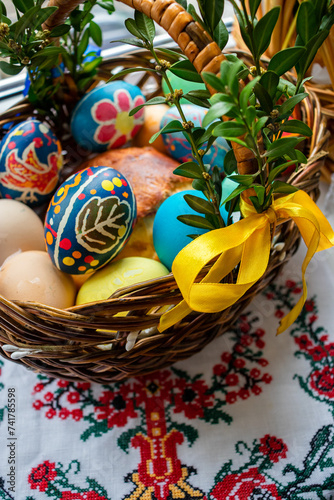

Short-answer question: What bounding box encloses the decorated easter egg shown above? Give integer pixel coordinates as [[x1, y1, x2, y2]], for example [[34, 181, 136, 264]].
[[44, 166, 137, 275], [76, 256, 169, 305], [160, 104, 230, 172], [153, 189, 229, 270], [132, 104, 169, 153], [70, 81, 146, 152], [0, 119, 63, 206]]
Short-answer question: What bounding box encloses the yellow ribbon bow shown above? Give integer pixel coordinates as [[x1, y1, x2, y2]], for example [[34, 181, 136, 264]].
[[159, 190, 334, 334]]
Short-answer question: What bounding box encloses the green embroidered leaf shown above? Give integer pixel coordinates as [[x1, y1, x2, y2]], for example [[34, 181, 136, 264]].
[[170, 422, 198, 446], [118, 426, 143, 453]]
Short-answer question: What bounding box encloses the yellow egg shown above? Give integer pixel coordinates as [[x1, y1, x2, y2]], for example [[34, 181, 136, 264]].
[[76, 256, 169, 305], [0, 251, 76, 308], [132, 104, 169, 153], [0, 199, 45, 266]]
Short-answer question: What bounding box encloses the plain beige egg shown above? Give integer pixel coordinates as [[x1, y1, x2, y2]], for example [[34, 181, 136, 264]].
[[0, 199, 45, 266], [0, 251, 76, 309]]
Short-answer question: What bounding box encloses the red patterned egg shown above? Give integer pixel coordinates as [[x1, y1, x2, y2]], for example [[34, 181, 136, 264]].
[[0, 119, 63, 206], [44, 166, 137, 275]]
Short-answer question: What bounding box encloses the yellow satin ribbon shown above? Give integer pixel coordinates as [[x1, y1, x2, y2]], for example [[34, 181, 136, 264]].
[[158, 190, 334, 334]]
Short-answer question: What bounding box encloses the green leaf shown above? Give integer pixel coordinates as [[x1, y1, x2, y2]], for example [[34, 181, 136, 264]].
[[279, 92, 308, 115], [296, 30, 329, 78], [157, 47, 187, 61], [254, 82, 273, 114], [201, 0, 225, 34], [249, 0, 262, 19], [176, 0, 187, 8], [254, 185, 266, 205], [295, 149, 308, 164], [296, 1, 317, 44], [32, 6, 58, 31], [253, 116, 269, 136], [177, 214, 215, 230], [259, 71, 279, 100], [173, 161, 203, 179], [150, 120, 184, 143], [253, 7, 280, 57], [267, 46, 306, 76], [245, 106, 256, 126], [184, 194, 216, 215], [192, 178, 209, 194], [82, 56, 103, 73], [227, 59, 244, 98], [277, 78, 297, 97], [125, 18, 144, 40], [202, 101, 235, 127], [222, 184, 249, 204], [272, 181, 298, 194], [265, 136, 306, 159], [89, 21, 102, 46], [135, 10, 155, 43], [11, 5, 41, 37], [0, 60, 22, 75], [183, 94, 210, 108], [280, 119, 312, 136], [111, 38, 145, 48], [249, 195, 262, 212], [169, 59, 204, 83], [0, 1, 7, 16], [77, 28, 90, 61], [202, 71, 226, 92], [228, 174, 256, 186], [239, 76, 260, 111], [213, 121, 247, 138], [12, 0, 34, 13], [128, 95, 166, 116], [214, 20, 229, 50], [50, 24, 71, 37], [224, 148, 237, 175], [97, 1, 115, 13], [268, 161, 297, 183]]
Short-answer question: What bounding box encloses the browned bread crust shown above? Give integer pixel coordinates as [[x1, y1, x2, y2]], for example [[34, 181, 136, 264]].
[[80, 147, 191, 219]]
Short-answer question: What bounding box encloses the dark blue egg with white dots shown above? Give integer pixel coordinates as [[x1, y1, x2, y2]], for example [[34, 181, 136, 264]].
[[160, 104, 230, 173], [44, 166, 137, 275], [0, 119, 63, 206]]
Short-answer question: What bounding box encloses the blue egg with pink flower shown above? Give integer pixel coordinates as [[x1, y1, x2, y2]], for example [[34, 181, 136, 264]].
[[70, 81, 146, 153]]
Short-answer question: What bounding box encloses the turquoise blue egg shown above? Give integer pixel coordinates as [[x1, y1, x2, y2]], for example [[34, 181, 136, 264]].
[[153, 188, 230, 271], [70, 81, 146, 153], [160, 105, 230, 173], [44, 166, 137, 275], [0, 119, 63, 206]]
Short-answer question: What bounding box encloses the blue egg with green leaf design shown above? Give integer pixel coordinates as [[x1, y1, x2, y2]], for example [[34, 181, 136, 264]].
[[44, 166, 136, 275]]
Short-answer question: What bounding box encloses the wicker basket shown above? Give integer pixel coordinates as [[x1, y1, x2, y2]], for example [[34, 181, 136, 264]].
[[0, 0, 329, 383]]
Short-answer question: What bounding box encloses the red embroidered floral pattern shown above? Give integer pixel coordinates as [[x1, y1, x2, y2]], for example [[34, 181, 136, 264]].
[[310, 366, 334, 399], [61, 492, 107, 500], [95, 388, 137, 427], [28, 460, 57, 492], [211, 468, 282, 499], [259, 435, 288, 462], [173, 379, 214, 419]]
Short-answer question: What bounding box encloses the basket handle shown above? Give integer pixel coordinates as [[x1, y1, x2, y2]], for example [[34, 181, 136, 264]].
[[44, 0, 258, 175]]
